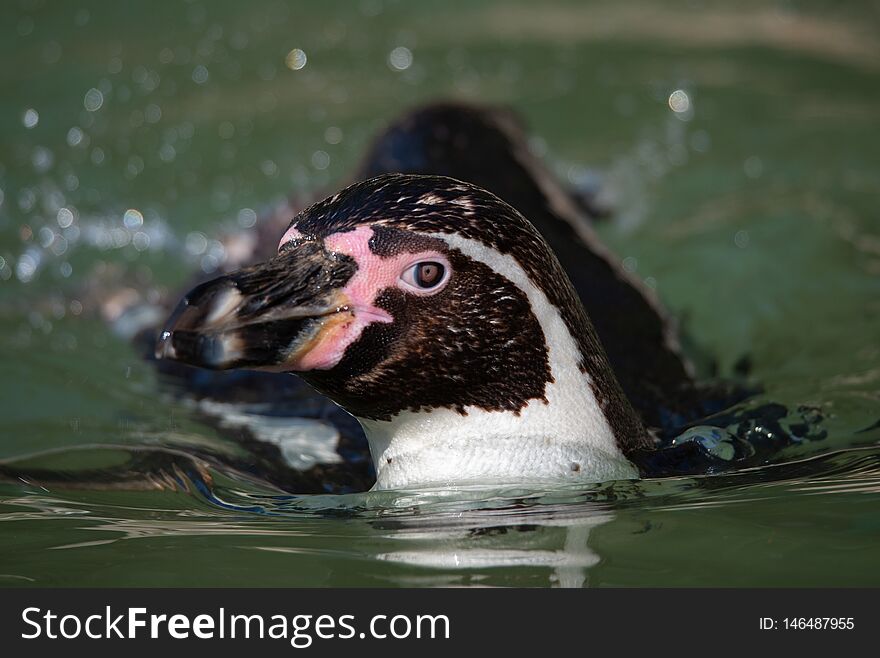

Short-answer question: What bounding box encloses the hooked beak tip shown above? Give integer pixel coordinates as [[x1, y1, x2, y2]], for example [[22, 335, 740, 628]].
[[154, 241, 357, 372], [152, 287, 241, 368]]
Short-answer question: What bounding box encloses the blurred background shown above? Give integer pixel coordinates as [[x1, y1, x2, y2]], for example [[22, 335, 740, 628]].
[[0, 0, 878, 586]]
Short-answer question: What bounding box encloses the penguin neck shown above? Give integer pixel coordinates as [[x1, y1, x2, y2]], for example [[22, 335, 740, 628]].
[[355, 231, 644, 490]]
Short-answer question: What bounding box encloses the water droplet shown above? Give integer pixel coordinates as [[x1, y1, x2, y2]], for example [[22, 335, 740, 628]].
[[39, 229, 55, 250], [66, 126, 84, 147], [64, 224, 80, 242], [311, 150, 330, 170], [388, 46, 413, 71], [324, 126, 343, 144], [57, 207, 74, 228], [31, 147, 54, 173], [238, 208, 257, 228], [285, 48, 307, 70], [145, 104, 162, 123], [51, 235, 68, 256], [84, 88, 104, 112], [123, 208, 144, 229], [192, 64, 209, 84], [132, 231, 151, 251], [16, 249, 41, 283], [201, 254, 220, 273], [132, 66, 147, 84], [668, 89, 690, 114], [186, 231, 208, 255], [22, 108, 39, 129], [18, 189, 37, 213]]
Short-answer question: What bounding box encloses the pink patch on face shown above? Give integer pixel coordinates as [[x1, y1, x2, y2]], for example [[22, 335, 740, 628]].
[[290, 226, 450, 371], [277, 226, 303, 251]]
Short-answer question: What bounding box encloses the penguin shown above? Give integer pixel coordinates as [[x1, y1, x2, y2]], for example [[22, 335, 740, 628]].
[[155, 173, 691, 489], [351, 102, 715, 430], [26, 102, 771, 495], [148, 102, 727, 431]]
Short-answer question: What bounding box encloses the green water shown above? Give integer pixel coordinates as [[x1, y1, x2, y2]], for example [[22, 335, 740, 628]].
[[1, 0, 879, 586]]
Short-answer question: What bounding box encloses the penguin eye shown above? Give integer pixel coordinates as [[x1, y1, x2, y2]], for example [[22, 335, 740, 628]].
[[400, 260, 449, 294], [415, 262, 444, 287]]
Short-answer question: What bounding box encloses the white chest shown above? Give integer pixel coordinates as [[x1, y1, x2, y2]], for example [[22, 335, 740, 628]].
[[361, 405, 638, 490]]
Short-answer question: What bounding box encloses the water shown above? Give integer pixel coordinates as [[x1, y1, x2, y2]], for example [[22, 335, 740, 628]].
[[1, 0, 879, 586]]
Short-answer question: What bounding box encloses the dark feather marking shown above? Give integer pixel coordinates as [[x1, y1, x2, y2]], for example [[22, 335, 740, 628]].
[[303, 247, 553, 422]]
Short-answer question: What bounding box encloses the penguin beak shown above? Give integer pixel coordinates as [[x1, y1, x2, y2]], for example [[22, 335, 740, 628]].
[[154, 241, 357, 371]]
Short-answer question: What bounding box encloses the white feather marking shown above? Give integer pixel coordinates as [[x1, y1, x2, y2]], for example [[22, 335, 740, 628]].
[[195, 399, 342, 470], [416, 193, 443, 205], [359, 233, 637, 490], [205, 288, 242, 326], [449, 197, 474, 212]]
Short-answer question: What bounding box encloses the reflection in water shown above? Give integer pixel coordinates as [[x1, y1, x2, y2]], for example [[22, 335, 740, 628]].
[[2, 445, 880, 586], [374, 512, 611, 588]]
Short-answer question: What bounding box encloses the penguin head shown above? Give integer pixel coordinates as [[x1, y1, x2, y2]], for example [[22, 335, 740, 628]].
[[157, 174, 646, 487]]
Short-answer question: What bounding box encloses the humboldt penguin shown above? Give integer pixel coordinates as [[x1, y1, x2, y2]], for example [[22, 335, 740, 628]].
[[153, 103, 724, 429], [353, 102, 711, 430], [65, 102, 771, 494], [0, 103, 827, 497], [155, 171, 731, 489]]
